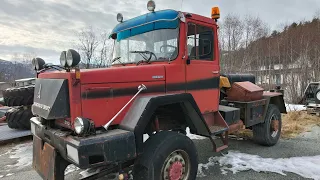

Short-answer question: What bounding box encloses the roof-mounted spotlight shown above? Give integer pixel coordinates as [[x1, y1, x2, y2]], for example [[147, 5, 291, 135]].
[[66, 49, 81, 67], [117, 13, 123, 23], [60, 49, 80, 68], [60, 51, 67, 67], [147, 0, 156, 12], [32, 57, 46, 71]]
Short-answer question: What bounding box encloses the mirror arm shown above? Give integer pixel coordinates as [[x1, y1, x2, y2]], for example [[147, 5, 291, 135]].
[[186, 57, 191, 65]]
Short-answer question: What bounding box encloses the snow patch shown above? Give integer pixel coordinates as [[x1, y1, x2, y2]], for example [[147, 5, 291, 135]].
[[286, 104, 306, 112], [65, 165, 80, 175], [0, 151, 10, 157], [7, 142, 33, 169], [186, 128, 206, 140], [0, 175, 3, 178], [142, 128, 206, 141], [198, 151, 320, 180]]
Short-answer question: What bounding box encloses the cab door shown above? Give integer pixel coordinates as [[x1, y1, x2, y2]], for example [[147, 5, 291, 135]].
[[185, 22, 220, 113]]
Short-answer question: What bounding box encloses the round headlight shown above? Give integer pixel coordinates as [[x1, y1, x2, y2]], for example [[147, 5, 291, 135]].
[[117, 13, 123, 23], [74, 117, 90, 135], [147, 0, 156, 12], [74, 117, 85, 134], [60, 51, 67, 67], [32, 57, 46, 70], [66, 49, 81, 67]]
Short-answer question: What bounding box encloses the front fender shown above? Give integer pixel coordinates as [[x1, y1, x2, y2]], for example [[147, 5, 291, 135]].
[[119, 93, 211, 153]]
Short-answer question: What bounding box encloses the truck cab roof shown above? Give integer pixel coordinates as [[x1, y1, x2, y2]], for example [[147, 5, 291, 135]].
[[111, 9, 180, 34], [111, 9, 217, 39]]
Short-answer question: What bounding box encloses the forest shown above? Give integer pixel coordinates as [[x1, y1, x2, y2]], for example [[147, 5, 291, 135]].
[[219, 12, 320, 103]]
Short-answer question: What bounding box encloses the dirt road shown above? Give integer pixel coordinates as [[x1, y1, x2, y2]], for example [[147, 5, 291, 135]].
[[0, 126, 319, 180]]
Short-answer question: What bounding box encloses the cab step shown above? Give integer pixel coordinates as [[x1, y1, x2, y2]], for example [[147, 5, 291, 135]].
[[209, 125, 228, 136], [204, 111, 229, 152], [210, 131, 229, 152]]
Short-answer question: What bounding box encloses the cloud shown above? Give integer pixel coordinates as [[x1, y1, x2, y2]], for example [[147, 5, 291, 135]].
[[0, 0, 319, 63]]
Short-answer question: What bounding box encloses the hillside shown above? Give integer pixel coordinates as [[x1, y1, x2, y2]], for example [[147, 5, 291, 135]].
[[0, 59, 35, 82]]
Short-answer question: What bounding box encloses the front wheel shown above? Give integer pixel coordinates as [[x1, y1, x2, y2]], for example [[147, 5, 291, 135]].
[[133, 131, 198, 180], [253, 104, 282, 146]]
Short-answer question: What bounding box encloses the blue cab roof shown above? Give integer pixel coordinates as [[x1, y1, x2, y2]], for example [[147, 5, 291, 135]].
[[111, 9, 180, 34]]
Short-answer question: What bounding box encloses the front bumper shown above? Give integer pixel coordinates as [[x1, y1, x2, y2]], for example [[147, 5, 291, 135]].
[[31, 117, 136, 170]]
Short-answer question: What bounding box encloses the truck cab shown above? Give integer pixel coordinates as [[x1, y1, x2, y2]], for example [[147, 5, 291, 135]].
[[30, 2, 286, 180]]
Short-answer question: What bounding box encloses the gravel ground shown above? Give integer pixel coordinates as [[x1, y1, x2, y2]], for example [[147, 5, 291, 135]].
[[0, 126, 319, 180]]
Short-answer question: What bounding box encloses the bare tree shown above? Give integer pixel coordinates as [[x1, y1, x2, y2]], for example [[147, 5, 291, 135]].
[[243, 15, 268, 48], [223, 14, 244, 51], [94, 30, 113, 68], [77, 27, 99, 69], [76, 27, 113, 69], [314, 9, 320, 19]]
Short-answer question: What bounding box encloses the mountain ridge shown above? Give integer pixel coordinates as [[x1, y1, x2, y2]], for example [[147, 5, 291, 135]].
[[0, 59, 35, 82]]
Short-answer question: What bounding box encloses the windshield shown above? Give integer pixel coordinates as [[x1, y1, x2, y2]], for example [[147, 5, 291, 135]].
[[112, 28, 179, 64]]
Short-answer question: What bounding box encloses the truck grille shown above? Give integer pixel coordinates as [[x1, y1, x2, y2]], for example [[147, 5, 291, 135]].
[[32, 79, 70, 120]]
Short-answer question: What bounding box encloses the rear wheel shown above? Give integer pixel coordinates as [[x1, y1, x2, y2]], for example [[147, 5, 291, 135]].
[[253, 104, 282, 146], [133, 131, 198, 180]]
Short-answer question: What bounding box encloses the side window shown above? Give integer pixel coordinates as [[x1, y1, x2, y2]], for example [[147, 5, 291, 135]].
[[187, 23, 214, 61]]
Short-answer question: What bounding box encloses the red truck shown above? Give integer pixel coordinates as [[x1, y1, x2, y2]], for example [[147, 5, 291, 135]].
[[30, 1, 286, 180]]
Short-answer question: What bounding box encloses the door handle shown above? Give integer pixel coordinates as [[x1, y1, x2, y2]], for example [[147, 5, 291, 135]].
[[212, 71, 219, 74]]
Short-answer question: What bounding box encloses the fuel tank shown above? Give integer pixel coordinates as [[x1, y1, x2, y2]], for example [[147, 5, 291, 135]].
[[221, 73, 256, 84]]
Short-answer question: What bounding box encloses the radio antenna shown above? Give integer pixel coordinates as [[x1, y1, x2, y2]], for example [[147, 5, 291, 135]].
[[180, 0, 184, 11]]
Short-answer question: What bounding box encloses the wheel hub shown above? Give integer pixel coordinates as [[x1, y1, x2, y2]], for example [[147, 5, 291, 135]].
[[169, 162, 183, 180], [162, 151, 189, 180], [271, 119, 279, 131], [270, 114, 280, 138]]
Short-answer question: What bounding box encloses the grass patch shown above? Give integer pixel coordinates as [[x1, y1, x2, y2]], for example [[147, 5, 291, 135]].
[[232, 111, 320, 139], [282, 111, 320, 138]]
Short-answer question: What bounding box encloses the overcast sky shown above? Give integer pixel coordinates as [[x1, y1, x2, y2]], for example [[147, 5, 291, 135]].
[[0, 0, 319, 63]]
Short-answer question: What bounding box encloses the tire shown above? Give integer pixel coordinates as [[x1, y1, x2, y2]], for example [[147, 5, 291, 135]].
[[133, 131, 198, 180], [5, 107, 33, 130], [253, 104, 282, 146], [3, 86, 35, 107]]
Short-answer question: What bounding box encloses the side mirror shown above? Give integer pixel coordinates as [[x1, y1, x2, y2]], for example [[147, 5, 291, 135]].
[[111, 33, 117, 40]]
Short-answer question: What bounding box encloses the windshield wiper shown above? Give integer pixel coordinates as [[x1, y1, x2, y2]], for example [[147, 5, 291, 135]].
[[130, 51, 157, 65], [112, 57, 125, 66]]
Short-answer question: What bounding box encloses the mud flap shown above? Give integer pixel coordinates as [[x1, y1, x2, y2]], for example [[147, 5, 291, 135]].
[[33, 136, 70, 180]]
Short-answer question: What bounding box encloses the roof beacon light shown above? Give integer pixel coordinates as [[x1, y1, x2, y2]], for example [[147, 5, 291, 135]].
[[117, 13, 123, 23], [147, 0, 156, 12], [211, 7, 220, 20]]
